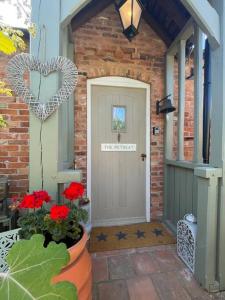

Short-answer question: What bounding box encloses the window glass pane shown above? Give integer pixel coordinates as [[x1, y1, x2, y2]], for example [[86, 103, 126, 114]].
[[133, 0, 142, 28], [119, 0, 132, 30], [112, 106, 126, 131]]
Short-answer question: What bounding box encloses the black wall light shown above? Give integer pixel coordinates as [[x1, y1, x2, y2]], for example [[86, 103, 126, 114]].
[[156, 95, 176, 115], [116, 0, 143, 41]]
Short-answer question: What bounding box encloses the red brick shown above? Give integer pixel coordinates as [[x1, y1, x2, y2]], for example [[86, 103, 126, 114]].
[[131, 253, 160, 275], [0, 4, 194, 210], [92, 257, 108, 282], [98, 280, 129, 300], [127, 276, 159, 300]]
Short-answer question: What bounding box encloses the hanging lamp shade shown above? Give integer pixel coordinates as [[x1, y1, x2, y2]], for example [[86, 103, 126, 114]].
[[117, 0, 143, 41]]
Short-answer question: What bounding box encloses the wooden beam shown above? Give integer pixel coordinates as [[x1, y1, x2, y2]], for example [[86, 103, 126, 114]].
[[210, 0, 225, 289], [177, 40, 186, 161], [163, 54, 175, 222], [61, 0, 91, 26], [142, 10, 172, 46], [167, 18, 193, 55], [71, 0, 114, 31], [180, 0, 220, 49], [165, 54, 175, 159], [194, 167, 221, 292], [193, 23, 204, 164], [156, 0, 189, 29]]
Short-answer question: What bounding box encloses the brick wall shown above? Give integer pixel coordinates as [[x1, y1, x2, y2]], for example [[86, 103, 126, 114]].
[[0, 54, 29, 198], [74, 4, 167, 220], [73, 4, 194, 220], [0, 4, 194, 219], [173, 61, 194, 161]]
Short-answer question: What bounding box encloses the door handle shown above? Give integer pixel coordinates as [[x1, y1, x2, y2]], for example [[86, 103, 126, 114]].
[[141, 153, 147, 161]]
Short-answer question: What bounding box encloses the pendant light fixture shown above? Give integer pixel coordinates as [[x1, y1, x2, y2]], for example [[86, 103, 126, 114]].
[[116, 0, 143, 41]]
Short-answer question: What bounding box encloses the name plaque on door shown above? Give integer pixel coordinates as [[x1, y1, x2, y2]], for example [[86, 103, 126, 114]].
[[101, 144, 137, 152]]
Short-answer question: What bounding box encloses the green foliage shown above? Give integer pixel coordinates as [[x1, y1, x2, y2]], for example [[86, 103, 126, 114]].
[[0, 234, 77, 300], [18, 204, 88, 244], [0, 26, 26, 54], [0, 114, 7, 128], [44, 205, 88, 242], [18, 208, 47, 240], [112, 119, 126, 131], [0, 81, 12, 97]]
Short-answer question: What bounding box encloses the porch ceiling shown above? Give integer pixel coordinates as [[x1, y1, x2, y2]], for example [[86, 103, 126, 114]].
[[71, 0, 190, 46]]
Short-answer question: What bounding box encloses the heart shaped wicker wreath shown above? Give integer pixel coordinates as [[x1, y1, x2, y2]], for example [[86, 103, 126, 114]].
[[7, 53, 78, 121]]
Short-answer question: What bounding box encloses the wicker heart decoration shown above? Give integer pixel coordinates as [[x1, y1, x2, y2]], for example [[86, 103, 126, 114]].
[[7, 53, 78, 121]]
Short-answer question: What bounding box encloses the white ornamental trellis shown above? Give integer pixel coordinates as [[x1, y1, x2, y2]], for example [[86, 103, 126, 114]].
[[7, 53, 78, 121], [0, 229, 20, 272], [177, 219, 197, 273]]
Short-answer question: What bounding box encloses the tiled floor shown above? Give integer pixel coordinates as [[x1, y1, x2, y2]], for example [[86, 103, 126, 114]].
[[92, 245, 225, 300]]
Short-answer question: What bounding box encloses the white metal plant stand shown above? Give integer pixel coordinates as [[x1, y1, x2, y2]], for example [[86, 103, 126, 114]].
[[177, 215, 197, 273], [0, 228, 20, 272]]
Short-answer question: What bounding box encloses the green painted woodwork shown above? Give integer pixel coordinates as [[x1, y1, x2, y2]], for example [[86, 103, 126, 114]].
[[164, 161, 200, 230], [164, 0, 225, 291], [30, 0, 81, 199], [164, 161, 222, 292], [31, 0, 225, 293], [30, 0, 61, 197], [210, 0, 225, 291], [194, 167, 222, 292], [210, 0, 225, 290]]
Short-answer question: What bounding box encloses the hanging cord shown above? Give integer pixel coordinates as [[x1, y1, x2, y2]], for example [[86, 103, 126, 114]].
[[39, 121, 44, 190], [36, 0, 44, 190]]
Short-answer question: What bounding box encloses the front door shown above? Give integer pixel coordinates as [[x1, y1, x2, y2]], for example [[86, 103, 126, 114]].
[[91, 85, 147, 226]]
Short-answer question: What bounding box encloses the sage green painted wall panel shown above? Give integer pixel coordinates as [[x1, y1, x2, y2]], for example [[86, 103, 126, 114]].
[[30, 0, 61, 196], [30, 0, 78, 199], [174, 168, 181, 225], [195, 174, 219, 291], [168, 166, 175, 224], [186, 170, 194, 213], [179, 168, 187, 219], [165, 163, 197, 229]]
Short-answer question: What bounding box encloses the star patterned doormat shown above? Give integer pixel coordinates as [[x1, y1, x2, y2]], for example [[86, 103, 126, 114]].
[[89, 222, 176, 252]]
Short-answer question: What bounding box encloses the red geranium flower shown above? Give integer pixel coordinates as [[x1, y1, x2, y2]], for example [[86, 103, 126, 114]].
[[19, 194, 43, 209], [33, 190, 51, 203], [50, 205, 70, 221], [63, 182, 84, 201]]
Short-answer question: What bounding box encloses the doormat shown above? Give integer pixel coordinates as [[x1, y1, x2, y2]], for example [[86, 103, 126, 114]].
[[89, 222, 176, 253]]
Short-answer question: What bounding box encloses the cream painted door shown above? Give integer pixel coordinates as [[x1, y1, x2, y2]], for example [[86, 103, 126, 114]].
[[91, 85, 146, 226]]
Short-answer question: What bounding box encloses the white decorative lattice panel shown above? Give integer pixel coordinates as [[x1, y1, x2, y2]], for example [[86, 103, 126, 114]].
[[0, 228, 20, 272], [177, 220, 197, 273]]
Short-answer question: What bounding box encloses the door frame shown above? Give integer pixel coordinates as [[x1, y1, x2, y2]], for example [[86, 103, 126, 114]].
[[87, 76, 151, 225]]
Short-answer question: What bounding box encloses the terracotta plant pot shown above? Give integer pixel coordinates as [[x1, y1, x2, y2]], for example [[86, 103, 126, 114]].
[[53, 229, 92, 300]]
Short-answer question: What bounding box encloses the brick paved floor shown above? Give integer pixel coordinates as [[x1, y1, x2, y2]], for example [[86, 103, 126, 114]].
[[92, 245, 225, 300]]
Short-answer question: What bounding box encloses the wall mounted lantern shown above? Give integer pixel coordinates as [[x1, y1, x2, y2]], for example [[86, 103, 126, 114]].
[[156, 95, 176, 115], [116, 0, 143, 41]]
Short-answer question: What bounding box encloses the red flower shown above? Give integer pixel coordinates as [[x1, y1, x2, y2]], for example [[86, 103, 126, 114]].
[[19, 194, 43, 209], [63, 182, 84, 201], [33, 190, 51, 203], [50, 205, 70, 221]]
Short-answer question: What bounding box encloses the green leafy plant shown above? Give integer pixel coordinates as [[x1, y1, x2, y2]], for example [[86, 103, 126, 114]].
[[0, 114, 7, 128], [0, 234, 77, 299], [15, 183, 88, 248], [0, 22, 36, 125]]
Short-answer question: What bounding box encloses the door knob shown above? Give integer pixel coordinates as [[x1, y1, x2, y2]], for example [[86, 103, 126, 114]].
[[141, 153, 147, 161]]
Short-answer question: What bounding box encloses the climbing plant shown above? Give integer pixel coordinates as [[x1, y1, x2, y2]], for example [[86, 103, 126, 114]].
[[0, 23, 36, 127]]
